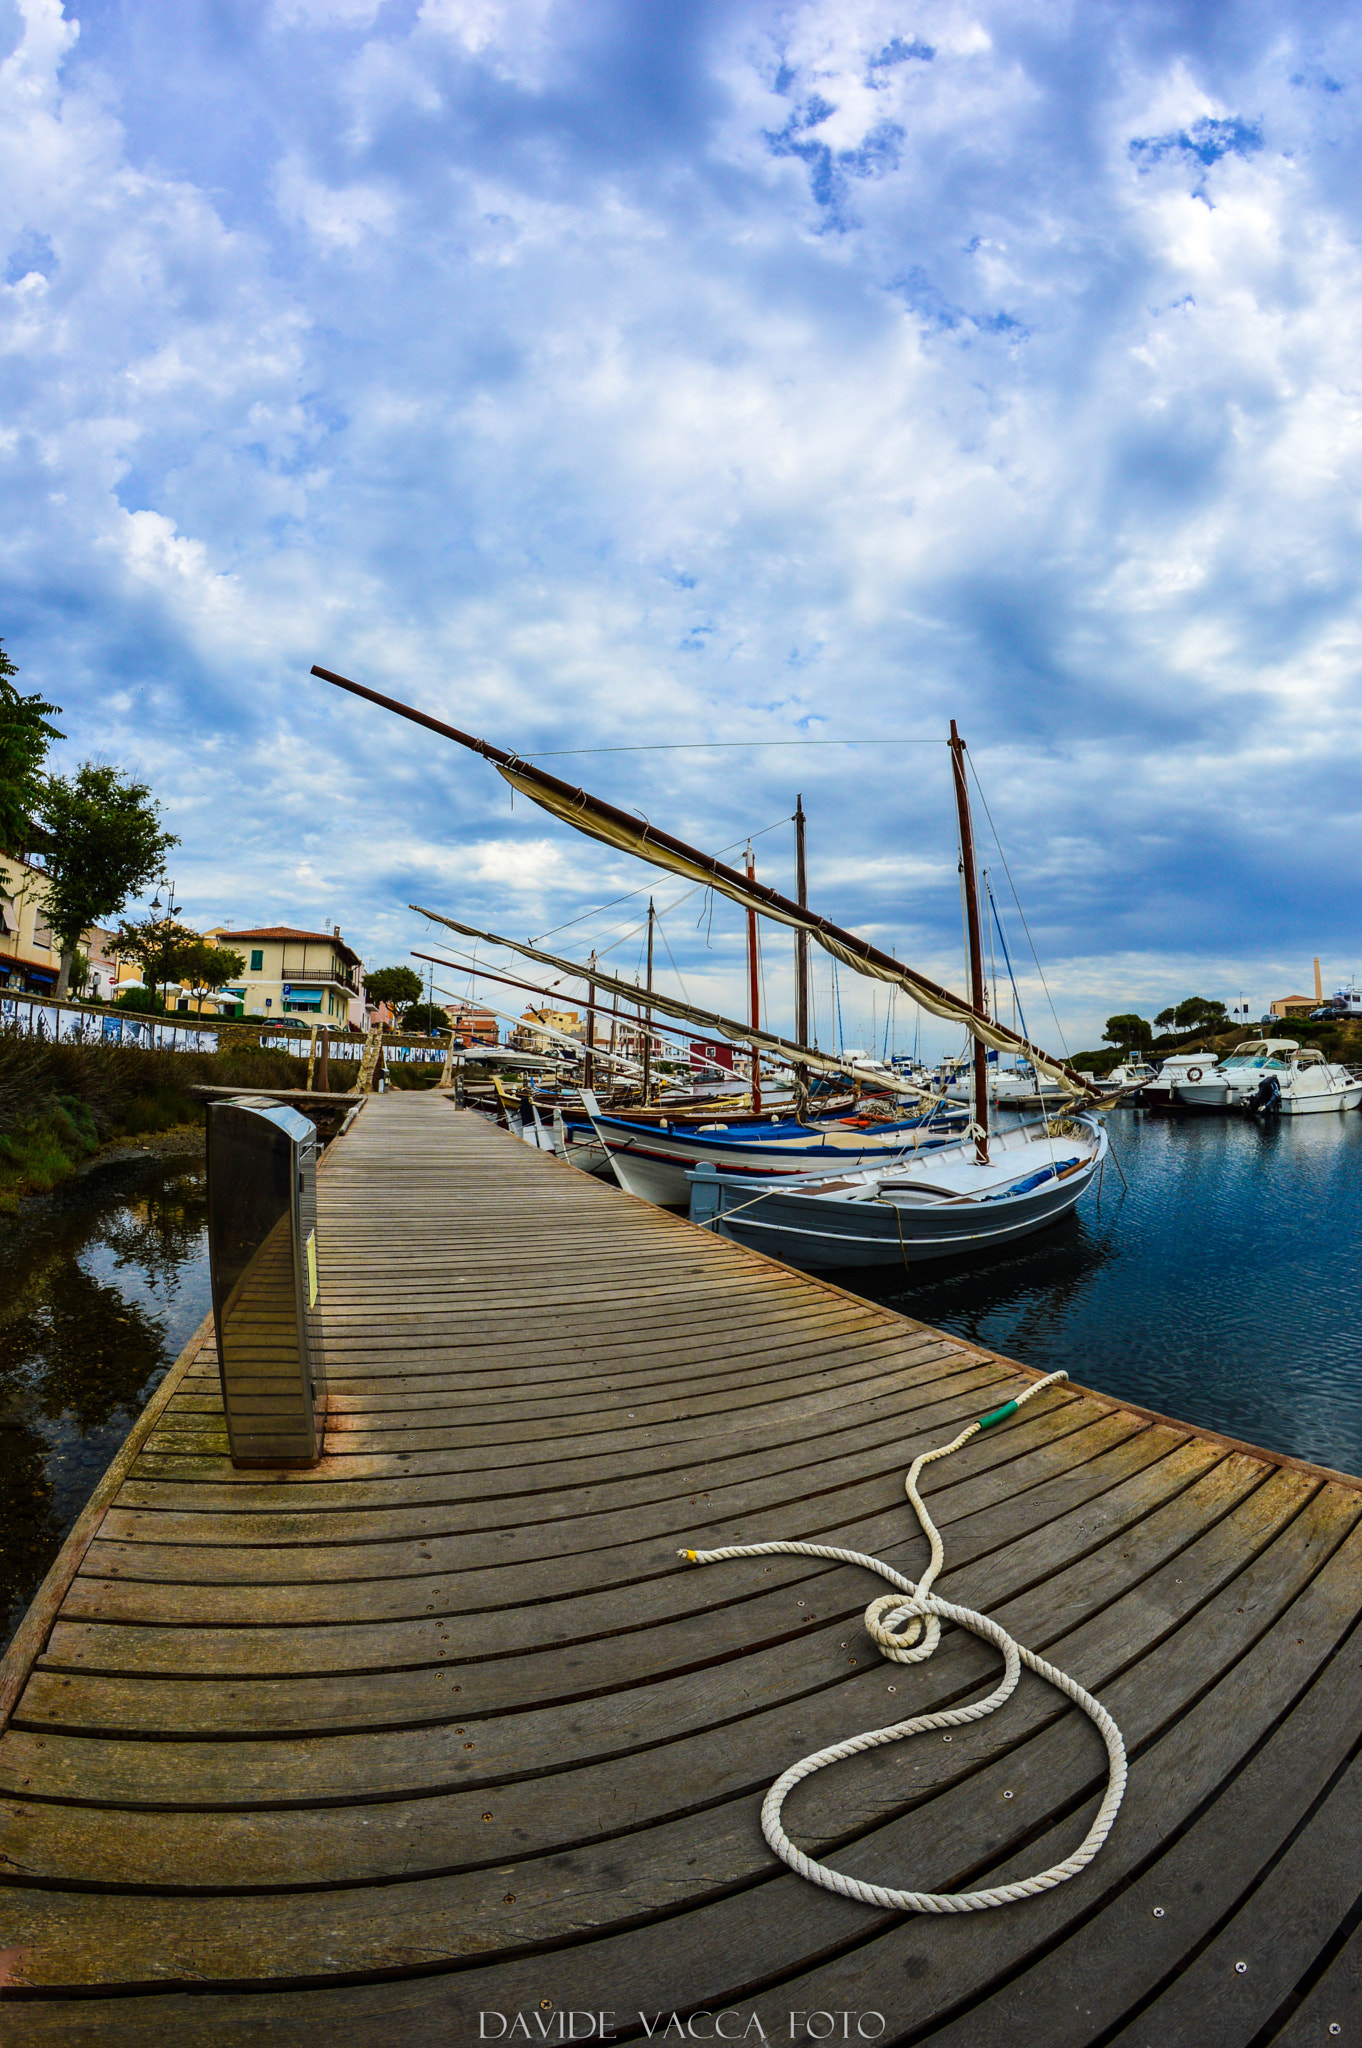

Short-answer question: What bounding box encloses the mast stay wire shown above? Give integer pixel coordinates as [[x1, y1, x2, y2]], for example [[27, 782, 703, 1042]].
[[966, 755, 1070, 1060], [532, 813, 795, 947]]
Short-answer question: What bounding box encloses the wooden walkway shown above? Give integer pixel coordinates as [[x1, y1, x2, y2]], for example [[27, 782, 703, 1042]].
[[2, 1094, 1362, 2044]]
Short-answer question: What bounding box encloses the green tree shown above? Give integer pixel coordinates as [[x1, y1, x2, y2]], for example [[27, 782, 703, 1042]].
[[365, 965, 423, 1009], [1102, 1012, 1153, 1052], [110, 916, 199, 1012], [400, 1002, 450, 1036], [1173, 996, 1227, 1032], [175, 939, 246, 1012], [0, 638, 63, 855], [39, 765, 178, 996]]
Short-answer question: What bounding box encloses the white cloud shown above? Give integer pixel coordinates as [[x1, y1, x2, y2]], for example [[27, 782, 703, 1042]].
[[3, 0, 1362, 1052]]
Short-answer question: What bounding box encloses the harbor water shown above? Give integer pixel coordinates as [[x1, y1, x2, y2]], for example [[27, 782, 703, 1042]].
[[847, 1106, 1362, 1478], [0, 1150, 211, 1656], [2, 1105, 1360, 1657]]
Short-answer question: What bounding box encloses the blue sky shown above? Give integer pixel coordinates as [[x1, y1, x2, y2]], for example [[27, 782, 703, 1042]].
[[3, 0, 1361, 1057]]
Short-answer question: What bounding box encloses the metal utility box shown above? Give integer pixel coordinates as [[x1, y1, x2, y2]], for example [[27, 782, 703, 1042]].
[[206, 1097, 327, 1467]]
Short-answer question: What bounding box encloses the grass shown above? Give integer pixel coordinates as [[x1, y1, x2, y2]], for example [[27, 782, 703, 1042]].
[[0, 1028, 317, 1212]]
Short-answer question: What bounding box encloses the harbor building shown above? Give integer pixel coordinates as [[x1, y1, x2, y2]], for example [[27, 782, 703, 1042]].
[[205, 924, 364, 1024]]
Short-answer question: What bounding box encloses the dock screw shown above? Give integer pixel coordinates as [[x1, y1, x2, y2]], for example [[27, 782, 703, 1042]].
[[504, 1894, 515, 1904], [465, 1742, 474, 1749], [1152, 1908, 1164, 1918], [942, 1734, 952, 1743], [541, 2002, 553, 2013], [887, 1686, 897, 1694], [482, 1814, 493, 1822], [1235, 1962, 1247, 1974], [1002, 1791, 1014, 1801], [1328, 2027, 1340, 2037]]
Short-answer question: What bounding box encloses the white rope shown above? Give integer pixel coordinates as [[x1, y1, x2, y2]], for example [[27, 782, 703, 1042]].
[[679, 1370, 1127, 1913]]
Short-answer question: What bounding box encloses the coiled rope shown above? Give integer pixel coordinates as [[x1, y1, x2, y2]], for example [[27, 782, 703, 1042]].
[[680, 1369, 1127, 1913]]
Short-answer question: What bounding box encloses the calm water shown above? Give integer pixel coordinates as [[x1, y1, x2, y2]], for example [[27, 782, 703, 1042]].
[[2, 1109, 1360, 1658], [846, 1107, 1362, 1477], [0, 1152, 211, 1654]]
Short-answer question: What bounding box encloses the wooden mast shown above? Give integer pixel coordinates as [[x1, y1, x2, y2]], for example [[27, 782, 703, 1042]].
[[642, 898, 655, 1104], [793, 795, 810, 1117], [949, 720, 989, 1164], [745, 846, 762, 1114], [584, 952, 597, 1093]]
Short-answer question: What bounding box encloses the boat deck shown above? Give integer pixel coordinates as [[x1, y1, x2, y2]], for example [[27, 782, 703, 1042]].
[[2, 1094, 1361, 2044]]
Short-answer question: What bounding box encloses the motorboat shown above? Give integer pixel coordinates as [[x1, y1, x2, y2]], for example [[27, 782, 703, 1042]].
[[687, 1113, 1109, 1270], [1176, 1039, 1361, 1114], [1136, 1051, 1220, 1111], [1074, 1058, 1158, 1103], [574, 1094, 968, 1208], [1248, 1046, 1362, 1115]]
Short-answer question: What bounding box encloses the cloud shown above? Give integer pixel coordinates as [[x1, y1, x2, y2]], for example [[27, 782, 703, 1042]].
[[3, 0, 1362, 1054]]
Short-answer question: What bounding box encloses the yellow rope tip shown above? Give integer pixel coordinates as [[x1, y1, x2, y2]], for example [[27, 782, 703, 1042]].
[[679, 1549, 699, 1562]]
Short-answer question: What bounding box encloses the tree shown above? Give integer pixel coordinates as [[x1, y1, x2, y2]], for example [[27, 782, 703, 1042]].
[[400, 1002, 451, 1036], [365, 965, 423, 1009], [0, 638, 63, 855], [1102, 1013, 1153, 1052], [176, 939, 246, 1012], [1154, 1007, 1176, 1031], [110, 916, 200, 1012], [39, 764, 178, 996], [1173, 996, 1227, 1032]]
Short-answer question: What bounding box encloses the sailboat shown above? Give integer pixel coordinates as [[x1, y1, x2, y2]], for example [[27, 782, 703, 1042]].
[[680, 723, 1108, 1267], [310, 666, 1108, 1267]]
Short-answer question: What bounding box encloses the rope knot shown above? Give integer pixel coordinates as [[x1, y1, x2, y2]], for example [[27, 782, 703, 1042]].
[[864, 1590, 940, 1664]]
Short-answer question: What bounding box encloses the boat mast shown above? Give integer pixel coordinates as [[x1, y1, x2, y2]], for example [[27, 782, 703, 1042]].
[[949, 720, 989, 1164], [745, 845, 762, 1113], [642, 898, 655, 1103], [794, 795, 810, 1117], [585, 952, 597, 1093]]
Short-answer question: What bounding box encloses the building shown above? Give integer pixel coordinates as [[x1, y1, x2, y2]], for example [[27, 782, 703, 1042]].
[[510, 1006, 582, 1054], [449, 1006, 499, 1048], [0, 860, 136, 1000], [1270, 995, 1316, 1018], [0, 855, 61, 993], [205, 925, 364, 1025]]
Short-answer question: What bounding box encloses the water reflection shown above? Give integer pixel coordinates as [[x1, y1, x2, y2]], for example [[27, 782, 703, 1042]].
[[0, 1153, 210, 1653], [845, 1109, 1362, 1480]]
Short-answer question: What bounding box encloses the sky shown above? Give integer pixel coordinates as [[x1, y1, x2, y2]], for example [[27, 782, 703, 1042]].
[[3, 0, 1362, 1059]]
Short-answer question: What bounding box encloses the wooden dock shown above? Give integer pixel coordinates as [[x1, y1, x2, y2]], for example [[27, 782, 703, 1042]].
[[2, 1093, 1361, 2044]]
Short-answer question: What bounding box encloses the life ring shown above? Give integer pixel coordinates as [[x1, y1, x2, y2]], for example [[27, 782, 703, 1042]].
[[1186, 1066, 1203, 1082]]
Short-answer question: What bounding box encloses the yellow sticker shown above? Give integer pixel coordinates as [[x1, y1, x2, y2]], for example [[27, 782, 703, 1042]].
[[306, 1230, 318, 1308]]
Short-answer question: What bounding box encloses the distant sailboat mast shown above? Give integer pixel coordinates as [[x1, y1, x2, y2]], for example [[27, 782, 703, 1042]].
[[949, 719, 990, 1165]]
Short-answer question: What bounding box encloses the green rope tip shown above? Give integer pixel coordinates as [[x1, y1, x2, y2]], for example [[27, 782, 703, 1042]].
[[977, 1399, 1020, 1430]]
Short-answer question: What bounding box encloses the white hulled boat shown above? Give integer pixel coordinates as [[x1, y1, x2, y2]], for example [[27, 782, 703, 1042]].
[[1172, 1039, 1361, 1113]]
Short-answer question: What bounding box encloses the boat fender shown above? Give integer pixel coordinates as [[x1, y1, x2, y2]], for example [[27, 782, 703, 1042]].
[[1186, 1066, 1203, 1083]]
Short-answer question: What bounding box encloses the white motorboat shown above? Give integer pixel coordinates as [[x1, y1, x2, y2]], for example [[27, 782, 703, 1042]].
[[1138, 1050, 1221, 1110], [1249, 1046, 1362, 1115], [687, 1113, 1109, 1269], [1171, 1038, 1361, 1113]]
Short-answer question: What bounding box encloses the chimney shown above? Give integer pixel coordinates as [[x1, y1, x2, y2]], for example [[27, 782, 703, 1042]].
[[1314, 956, 1323, 1003], [334, 924, 341, 939]]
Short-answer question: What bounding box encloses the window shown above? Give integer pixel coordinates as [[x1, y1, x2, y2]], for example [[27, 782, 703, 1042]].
[[250, 949, 263, 972]]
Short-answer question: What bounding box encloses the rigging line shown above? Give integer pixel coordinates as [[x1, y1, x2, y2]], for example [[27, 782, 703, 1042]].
[[654, 910, 691, 1008], [531, 814, 795, 944], [526, 740, 946, 757], [987, 881, 1032, 1048], [966, 754, 1070, 1059]]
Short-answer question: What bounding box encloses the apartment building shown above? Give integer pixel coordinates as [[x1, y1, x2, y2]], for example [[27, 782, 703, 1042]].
[[206, 925, 364, 1025]]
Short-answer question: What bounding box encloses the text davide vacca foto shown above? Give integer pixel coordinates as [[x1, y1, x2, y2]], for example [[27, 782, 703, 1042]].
[[477, 2011, 887, 2039]]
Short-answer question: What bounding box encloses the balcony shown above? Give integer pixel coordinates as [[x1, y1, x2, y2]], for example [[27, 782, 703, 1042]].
[[280, 960, 359, 993]]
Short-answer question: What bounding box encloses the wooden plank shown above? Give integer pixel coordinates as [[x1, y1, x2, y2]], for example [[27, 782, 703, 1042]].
[[1, 1095, 1359, 2044]]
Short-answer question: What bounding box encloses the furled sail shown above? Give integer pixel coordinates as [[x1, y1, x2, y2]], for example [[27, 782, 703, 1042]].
[[313, 664, 1094, 1096], [412, 909, 930, 1098]]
